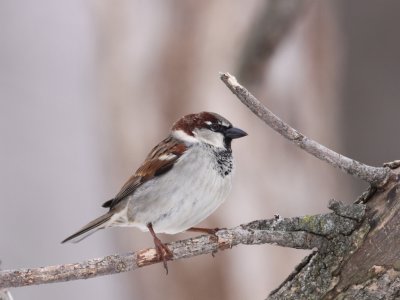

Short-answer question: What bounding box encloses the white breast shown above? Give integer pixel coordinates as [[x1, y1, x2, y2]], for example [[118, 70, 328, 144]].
[[124, 144, 234, 234]]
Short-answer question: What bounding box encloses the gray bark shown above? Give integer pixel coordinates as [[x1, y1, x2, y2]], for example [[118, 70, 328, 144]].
[[269, 168, 400, 299], [0, 204, 351, 288], [0, 200, 367, 290], [220, 73, 390, 187]]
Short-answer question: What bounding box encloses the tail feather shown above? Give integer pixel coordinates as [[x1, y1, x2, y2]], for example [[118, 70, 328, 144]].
[[62, 212, 113, 243]]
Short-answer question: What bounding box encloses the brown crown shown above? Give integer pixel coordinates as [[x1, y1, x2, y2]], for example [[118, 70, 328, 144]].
[[171, 112, 231, 136]]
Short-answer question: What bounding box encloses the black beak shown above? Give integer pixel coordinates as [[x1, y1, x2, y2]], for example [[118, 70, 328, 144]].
[[224, 127, 248, 139]]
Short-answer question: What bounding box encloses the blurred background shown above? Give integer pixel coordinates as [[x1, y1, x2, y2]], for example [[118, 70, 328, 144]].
[[1, 0, 400, 299]]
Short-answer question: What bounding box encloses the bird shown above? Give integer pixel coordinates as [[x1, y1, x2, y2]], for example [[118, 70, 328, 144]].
[[62, 112, 247, 272]]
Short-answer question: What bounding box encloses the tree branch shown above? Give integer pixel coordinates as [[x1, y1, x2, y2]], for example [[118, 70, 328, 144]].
[[0, 202, 363, 289], [268, 165, 400, 299], [220, 72, 390, 187]]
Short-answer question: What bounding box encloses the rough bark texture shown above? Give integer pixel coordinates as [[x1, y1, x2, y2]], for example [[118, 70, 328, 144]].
[[269, 166, 400, 299]]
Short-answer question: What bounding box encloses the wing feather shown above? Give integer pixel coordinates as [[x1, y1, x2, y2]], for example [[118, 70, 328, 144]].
[[102, 136, 187, 208]]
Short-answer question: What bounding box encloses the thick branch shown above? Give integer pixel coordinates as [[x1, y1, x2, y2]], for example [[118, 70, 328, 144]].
[[220, 72, 390, 187], [0, 205, 362, 289], [268, 166, 400, 299]]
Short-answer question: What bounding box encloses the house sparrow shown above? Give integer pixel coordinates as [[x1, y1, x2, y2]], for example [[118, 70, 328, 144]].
[[62, 112, 247, 272]]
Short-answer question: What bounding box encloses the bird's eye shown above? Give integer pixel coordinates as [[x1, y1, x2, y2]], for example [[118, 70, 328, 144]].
[[209, 124, 220, 132]]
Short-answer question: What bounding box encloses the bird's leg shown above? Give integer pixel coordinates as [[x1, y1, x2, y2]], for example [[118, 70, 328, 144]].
[[187, 227, 221, 235], [147, 223, 172, 274]]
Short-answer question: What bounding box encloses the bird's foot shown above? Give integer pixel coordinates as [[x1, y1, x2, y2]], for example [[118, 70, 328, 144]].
[[153, 236, 173, 274], [147, 223, 173, 274]]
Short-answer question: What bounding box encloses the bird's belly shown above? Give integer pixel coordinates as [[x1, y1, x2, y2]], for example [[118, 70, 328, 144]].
[[126, 151, 233, 234]]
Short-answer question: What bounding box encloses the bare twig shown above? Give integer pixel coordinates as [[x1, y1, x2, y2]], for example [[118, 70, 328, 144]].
[[220, 72, 390, 187], [0, 205, 364, 289]]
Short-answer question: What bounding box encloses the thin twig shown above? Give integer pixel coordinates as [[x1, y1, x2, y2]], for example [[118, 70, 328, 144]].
[[220, 72, 390, 187]]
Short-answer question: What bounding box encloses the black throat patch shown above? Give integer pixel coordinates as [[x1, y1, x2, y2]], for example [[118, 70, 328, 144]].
[[213, 148, 233, 177]]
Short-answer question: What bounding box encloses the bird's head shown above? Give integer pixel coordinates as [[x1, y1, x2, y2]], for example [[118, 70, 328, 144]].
[[171, 112, 247, 149]]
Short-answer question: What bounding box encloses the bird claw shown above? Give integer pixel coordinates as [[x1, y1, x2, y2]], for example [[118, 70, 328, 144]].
[[153, 237, 173, 274], [147, 223, 173, 274]]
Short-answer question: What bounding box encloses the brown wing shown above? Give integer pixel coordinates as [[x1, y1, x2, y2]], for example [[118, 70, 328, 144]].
[[102, 135, 187, 209]]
